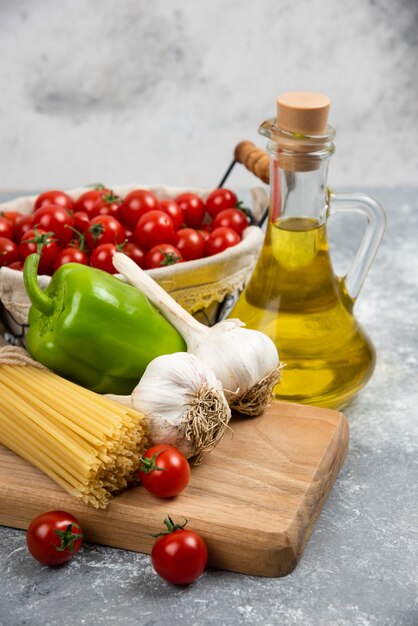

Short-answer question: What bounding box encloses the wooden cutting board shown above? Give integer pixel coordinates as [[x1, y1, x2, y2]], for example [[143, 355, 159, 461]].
[[0, 401, 348, 577]]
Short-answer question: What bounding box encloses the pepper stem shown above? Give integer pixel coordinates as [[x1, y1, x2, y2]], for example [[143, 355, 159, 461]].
[[23, 253, 55, 316]]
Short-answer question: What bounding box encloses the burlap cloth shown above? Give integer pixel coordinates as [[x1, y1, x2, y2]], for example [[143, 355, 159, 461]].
[[0, 342, 44, 368]]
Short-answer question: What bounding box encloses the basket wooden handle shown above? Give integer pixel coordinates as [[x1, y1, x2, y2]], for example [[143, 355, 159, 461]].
[[234, 141, 270, 184]]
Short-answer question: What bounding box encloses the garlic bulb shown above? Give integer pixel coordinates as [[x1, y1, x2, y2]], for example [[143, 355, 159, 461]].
[[191, 318, 281, 411], [113, 252, 282, 416], [108, 352, 231, 464]]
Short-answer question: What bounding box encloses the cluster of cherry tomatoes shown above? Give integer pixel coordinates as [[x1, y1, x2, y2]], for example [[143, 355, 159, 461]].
[[26, 445, 207, 586], [0, 185, 250, 275]]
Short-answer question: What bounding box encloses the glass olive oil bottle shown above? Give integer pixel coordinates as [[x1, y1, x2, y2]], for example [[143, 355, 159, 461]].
[[230, 93, 386, 409]]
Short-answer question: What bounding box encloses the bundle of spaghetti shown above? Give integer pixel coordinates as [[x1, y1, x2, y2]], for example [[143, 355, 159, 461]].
[[0, 353, 149, 509]]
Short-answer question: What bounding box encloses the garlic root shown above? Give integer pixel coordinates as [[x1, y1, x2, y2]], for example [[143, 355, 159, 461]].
[[229, 364, 284, 417], [181, 382, 231, 465]]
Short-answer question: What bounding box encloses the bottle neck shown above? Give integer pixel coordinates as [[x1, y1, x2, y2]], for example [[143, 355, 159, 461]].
[[259, 119, 335, 226], [268, 150, 331, 226]]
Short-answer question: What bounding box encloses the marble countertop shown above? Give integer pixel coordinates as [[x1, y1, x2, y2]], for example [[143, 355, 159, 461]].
[[1, 187, 417, 626]]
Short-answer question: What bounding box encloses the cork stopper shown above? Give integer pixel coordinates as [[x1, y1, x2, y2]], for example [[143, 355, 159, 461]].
[[277, 92, 330, 136]]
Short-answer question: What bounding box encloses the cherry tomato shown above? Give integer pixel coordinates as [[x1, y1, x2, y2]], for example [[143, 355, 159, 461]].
[[85, 215, 125, 249], [198, 222, 213, 233], [205, 227, 241, 257], [7, 260, 24, 270], [14, 214, 34, 243], [123, 242, 146, 268], [26, 510, 83, 566], [90, 243, 119, 273], [175, 193, 205, 229], [138, 445, 190, 498], [34, 190, 74, 212], [91, 192, 123, 219], [145, 243, 182, 269], [197, 229, 210, 242], [123, 227, 135, 242], [159, 200, 184, 231], [0, 210, 23, 226], [73, 186, 111, 215], [53, 246, 89, 271], [151, 517, 207, 585], [212, 208, 249, 237], [175, 228, 205, 261], [19, 228, 60, 275], [0, 216, 14, 240], [33, 205, 74, 245], [73, 211, 90, 233], [135, 210, 176, 251], [121, 189, 160, 228], [0, 237, 20, 267], [205, 188, 238, 219]]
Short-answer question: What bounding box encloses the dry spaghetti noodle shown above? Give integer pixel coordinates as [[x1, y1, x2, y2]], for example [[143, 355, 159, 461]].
[[0, 347, 148, 508]]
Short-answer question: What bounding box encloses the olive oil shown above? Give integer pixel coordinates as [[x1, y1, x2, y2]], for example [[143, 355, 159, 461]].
[[234, 91, 386, 408], [230, 217, 375, 408]]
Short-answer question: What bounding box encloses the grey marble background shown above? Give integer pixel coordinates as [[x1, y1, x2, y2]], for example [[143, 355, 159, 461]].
[[0, 0, 417, 191]]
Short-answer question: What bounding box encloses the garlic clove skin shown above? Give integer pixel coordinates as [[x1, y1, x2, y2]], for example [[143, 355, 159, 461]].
[[132, 352, 224, 419], [105, 394, 132, 408], [192, 319, 279, 399], [107, 395, 194, 457]]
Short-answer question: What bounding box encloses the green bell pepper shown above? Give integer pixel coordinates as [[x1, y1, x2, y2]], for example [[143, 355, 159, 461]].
[[23, 253, 186, 395]]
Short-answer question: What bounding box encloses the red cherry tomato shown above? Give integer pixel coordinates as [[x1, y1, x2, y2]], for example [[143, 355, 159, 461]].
[[33, 205, 74, 245], [73, 211, 90, 233], [90, 243, 119, 273], [151, 517, 208, 585], [7, 260, 24, 270], [145, 243, 182, 269], [0, 216, 14, 240], [34, 190, 74, 212], [205, 227, 241, 257], [135, 210, 176, 251], [90, 192, 123, 219], [205, 188, 238, 219], [19, 228, 60, 275], [175, 228, 205, 261], [212, 208, 249, 237], [159, 200, 184, 231], [121, 189, 160, 228], [0, 237, 20, 267], [138, 445, 190, 498], [85, 215, 125, 249], [53, 247, 89, 271], [73, 186, 111, 216], [14, 214, 34, 243], [123, 242, 146, 268], [0, 210, 23, 226], [26, 510, 83, 566], [175, 193, 205, 229], [197, 229, 210, 242], [123, 227, 135, 242], [198, 222, 213, 233]]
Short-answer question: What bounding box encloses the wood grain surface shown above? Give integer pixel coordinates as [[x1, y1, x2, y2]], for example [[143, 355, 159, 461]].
[[0, 401, 348, 577]]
